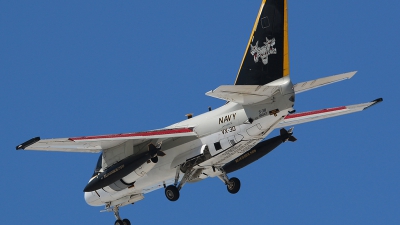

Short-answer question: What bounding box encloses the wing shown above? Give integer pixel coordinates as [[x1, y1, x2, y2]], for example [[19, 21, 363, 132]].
[[276, 98, 383, 128], [16, 127, 196, 153]]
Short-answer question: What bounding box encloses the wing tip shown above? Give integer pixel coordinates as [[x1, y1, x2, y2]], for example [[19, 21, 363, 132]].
[[348, 71, 358, 78], [364, 98, 383, 110], [16, 137, 40, 150]]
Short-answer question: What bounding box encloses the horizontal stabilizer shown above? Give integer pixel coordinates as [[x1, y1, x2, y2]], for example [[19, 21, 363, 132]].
[[294, 71, 356, 94], [206, 84, 280, 105], [276, 98, 383, 128]]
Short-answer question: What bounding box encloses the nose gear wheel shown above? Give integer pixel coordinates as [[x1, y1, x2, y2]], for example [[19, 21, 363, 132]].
[[111, 206, 131, 225]]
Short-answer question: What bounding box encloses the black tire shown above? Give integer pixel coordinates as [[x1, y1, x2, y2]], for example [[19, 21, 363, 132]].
[[227, 177, 241, 194], [115, 220, 124, 225], [122, 219, 131, 225], [151, 156, 158, 163], [165, 185, 180, 201]]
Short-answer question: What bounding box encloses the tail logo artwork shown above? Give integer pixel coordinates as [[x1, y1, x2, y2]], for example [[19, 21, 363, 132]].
[[250, 37, 277, 65]]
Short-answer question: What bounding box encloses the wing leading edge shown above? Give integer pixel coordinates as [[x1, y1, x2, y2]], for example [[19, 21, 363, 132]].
[[276, 98, 383, 128], [16, 128, 196, 153]]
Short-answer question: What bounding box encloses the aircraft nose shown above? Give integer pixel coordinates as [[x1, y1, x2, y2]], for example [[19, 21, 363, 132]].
[[84, 191, 102, 206]]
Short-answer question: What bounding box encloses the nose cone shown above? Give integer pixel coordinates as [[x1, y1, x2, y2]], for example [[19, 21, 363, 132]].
[[83, 176, 103, 192], [84, 191, 102, 206], [83, 178, 99, 192]]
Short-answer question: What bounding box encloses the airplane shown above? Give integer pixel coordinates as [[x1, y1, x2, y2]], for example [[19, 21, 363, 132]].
[[16, 1, 383, 225]]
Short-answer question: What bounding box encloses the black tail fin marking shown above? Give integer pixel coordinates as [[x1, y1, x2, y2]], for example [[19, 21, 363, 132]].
[[234, 0, 289, 86]]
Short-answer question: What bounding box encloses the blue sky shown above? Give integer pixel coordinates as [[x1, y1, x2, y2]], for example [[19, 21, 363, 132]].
[[1, 0, 399, 224]]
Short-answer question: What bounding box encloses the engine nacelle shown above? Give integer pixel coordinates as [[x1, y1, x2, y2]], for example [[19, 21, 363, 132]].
[[101, 160, 156, 193], [84, 144, 161, 192]]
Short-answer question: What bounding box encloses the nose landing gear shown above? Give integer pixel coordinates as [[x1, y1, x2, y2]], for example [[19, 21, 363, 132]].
[[113, 206, 131, 225]]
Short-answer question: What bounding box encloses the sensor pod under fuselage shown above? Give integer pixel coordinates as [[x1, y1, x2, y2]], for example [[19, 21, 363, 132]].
[[223, 132, 289, 174]]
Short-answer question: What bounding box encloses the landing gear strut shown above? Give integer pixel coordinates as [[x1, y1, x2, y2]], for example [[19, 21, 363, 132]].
[[217, 167, 241, 194], [113, 206, 131, 225], [164, 147, 212, 201], [164, 164, 198, 201]]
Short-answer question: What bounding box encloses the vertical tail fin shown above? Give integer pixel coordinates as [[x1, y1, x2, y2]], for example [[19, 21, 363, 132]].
[[234, 0, 289, 85]]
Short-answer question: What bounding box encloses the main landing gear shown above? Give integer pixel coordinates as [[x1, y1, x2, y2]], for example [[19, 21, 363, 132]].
[[164, 165, 195, 201], [114, 219, 130, 225], [113, 206, 131, 225], [217, 167, 241, 194], [164, 165, 241, 202], [165, 185, 180, 201], [164, 146, 214, 201]]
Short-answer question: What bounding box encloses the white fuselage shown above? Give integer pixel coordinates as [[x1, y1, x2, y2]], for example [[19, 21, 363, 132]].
[[85, 76, 295, 207]]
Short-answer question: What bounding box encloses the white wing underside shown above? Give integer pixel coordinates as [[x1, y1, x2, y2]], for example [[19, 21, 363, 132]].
[[17, 99, 382, 153], [18, 71, 363, 153], [17, 128, 197, 153], [276, 98, 382, 128]]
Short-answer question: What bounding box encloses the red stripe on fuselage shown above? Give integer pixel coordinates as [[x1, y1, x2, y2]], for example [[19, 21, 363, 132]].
[[285, 106, 347, 119], [69, 128, 193, 141]]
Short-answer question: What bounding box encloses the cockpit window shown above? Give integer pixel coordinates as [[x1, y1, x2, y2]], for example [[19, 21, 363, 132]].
[[92, 153, 103, 177]]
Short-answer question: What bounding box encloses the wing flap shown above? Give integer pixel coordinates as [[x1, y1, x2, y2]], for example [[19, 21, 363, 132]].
[[276, 98, 383, 128], [17, 127, 196, 153]]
